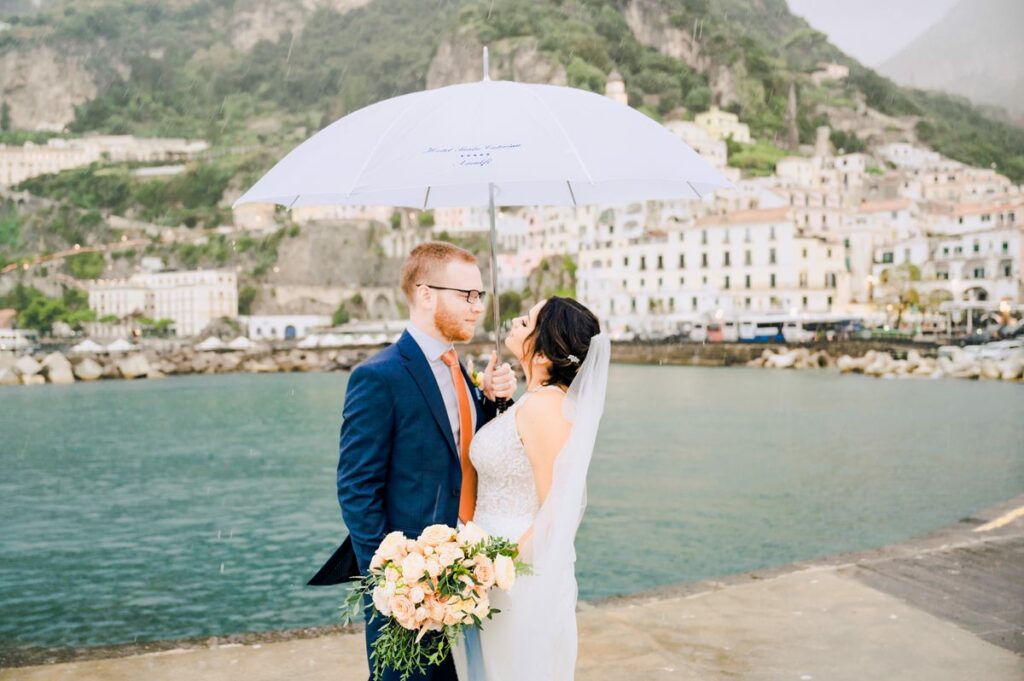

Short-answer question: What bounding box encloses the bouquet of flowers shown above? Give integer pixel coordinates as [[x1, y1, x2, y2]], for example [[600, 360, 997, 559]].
[[342, 521, 530, 681]]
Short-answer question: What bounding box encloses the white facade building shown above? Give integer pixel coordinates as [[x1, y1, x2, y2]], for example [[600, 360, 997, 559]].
[[87, 270, 238, 338], [242, 315, 331, 341]]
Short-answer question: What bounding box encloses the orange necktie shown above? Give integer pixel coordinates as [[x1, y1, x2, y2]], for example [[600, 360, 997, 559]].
[[441, 349, 476, 522]]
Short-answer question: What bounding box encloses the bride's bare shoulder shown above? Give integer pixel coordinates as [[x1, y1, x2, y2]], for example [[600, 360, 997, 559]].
[[516, 388, 571, 436]]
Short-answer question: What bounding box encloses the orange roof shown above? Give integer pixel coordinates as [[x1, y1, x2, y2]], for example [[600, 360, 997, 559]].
[[695, 207, 791, 226], [951, 201, 1022, 217], [858, 198, 912, 213]]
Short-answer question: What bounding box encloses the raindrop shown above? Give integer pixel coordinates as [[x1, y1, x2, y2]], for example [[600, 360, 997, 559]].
[[220, 562, 225, 574]]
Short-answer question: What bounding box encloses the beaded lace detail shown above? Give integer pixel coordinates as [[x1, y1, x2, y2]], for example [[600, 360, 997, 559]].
[[470, 387, 562, 540]]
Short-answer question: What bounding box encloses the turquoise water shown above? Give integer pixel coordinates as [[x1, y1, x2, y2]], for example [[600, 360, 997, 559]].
[[1, 366, 1022, 649]]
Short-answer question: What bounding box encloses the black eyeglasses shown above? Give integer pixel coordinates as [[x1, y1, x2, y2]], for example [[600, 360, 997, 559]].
[[417, 284, 487, 305]]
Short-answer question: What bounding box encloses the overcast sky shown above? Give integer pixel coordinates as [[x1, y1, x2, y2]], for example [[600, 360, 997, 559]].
[[786, 0, 961, 66]]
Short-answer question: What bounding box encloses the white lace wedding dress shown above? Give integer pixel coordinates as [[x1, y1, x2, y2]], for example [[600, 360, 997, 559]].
[[452, 386, 577, 681]]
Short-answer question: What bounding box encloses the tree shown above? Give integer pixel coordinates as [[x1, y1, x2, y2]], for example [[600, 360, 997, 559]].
[[0, 101, 10, 132], [332, 302, 350, 326], [483, 290, 523, 333], [238, 285, 257, 315]]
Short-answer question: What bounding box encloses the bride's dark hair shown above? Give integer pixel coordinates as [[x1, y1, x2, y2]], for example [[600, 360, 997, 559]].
[[524, 297, 601, 389]]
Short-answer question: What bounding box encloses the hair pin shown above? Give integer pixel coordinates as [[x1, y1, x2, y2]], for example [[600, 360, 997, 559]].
[[567, 354, 580, 365]]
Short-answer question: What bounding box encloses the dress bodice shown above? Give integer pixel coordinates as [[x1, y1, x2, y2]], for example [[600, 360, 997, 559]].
[[470, 388, 562, 541]]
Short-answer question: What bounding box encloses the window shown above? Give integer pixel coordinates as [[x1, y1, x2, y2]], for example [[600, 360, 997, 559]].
[[744, 228, 751, 243], [770, 273, 776, 288], [623, 256, 629, 267], [942, 247, 949, 257], [640, 256, 646, 271], [657, 255, 664, 270], [640, 278, 645, 287], [769, 248, 777, 265], [769, 226, 776, 241], [973, 267, 985, 279], [827, 296, 833, 307], [799, 271, 807, 288], [701, 252, 708, 268], [744, 297, 751, 309], [973, 241, 980, 253], [881, 252, 894, 264], [1004, 263, 1013, 277], [802, 248, 808, 259], [744, 250, 752, 266], [701, 230, 708, 245], [679, 276, 685, 285], [1002, 242, 1010, 253], [679, 254, 686, 268], [745, 274, 751, 289], [691, 297, 698, 311], [827, 248, 833, 258], [802, 296, 808, 309], [669, 298, 675, 312], [631, 298, 637, 312], [724, 276, 731, 290], [724, 252, 731, 267]]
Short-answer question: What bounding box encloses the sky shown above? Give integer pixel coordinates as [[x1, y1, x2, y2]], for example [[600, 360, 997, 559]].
[[785, 0, 961, 66]]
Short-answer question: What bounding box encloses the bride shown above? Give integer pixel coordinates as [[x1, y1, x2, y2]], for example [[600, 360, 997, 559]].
[[453, 296, 609, 681]]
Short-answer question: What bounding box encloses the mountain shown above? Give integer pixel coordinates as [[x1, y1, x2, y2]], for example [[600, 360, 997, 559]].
[[880, 0, 1024, 125]]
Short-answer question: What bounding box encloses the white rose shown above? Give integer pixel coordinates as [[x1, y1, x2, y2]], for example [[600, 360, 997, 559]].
[[372, 586, 392, 616], [456, 521, 490, 547], [425, 555, 443, 578], [494, 554, 516, 591], [409, 586, 426, 604], [419, 524, 455, 547], [376, 531, 408, 562], [436, 542, 464, 568], [401, 552, 427, 582]]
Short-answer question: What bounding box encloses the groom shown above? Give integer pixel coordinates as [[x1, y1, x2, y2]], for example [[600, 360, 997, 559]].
[[336, 241, 516, 681]]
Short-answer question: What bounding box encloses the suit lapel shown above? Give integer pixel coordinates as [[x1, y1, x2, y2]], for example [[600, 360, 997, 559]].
[[397, 331, 459, 463]]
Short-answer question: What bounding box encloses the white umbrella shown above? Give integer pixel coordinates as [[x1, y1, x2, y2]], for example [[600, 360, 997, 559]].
[[196, 336, 226, 351], [70, 339, 105, 354], [105, 338, 136, 353], [297, 334, 321, 349], [318, 333, 346, 348], [235, 49, 732, 370], [227, 336, 255, 351]]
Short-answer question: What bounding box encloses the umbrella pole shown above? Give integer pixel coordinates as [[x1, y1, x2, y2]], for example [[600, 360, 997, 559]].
[[488, 182, 509, 413]]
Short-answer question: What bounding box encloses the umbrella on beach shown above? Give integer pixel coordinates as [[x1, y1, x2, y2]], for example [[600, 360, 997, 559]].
[[235, 49, 732, 396]]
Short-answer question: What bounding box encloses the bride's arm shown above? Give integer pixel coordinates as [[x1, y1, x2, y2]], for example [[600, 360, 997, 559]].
[[514, 392, 572, 556]]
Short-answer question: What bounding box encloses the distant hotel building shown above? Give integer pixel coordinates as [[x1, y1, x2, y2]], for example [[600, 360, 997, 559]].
[[86, 269, 238, 338]]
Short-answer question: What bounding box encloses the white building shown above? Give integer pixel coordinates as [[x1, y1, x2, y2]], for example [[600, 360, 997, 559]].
[[0, 135, 208, 186], [87, 269, 238, 338], [694, 106, 752, 144], [242, 315, 331, 341], [577, 207, 849, 334]]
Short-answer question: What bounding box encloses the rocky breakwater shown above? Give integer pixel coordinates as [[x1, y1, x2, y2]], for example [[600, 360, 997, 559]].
[[0, 346, 376, 387], [748, 346, 1024, 382]]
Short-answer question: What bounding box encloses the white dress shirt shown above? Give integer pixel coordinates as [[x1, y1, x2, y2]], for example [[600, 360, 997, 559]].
[[406, 322, 477, 449]]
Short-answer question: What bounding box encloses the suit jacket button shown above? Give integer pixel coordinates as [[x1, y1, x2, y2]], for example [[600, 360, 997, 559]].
[[452, 488, 460, 497]]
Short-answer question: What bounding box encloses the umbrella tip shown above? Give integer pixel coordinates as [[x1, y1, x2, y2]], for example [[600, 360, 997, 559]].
[[482, 46, 490, 81]]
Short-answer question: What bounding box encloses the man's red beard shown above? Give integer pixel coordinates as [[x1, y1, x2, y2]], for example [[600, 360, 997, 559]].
[[434, 299, 474, 342]]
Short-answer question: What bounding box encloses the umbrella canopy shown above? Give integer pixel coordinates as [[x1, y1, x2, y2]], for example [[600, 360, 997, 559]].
[[234, 79, 732, 210], [105, 338, 136, 353], [70, 339, 105, 354], [227, 336, 255, 351], [297, 334, 321, 349], [195, 336, 226, 351]]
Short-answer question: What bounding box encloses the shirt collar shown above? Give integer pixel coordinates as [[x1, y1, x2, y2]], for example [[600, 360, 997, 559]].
[[406, 321, 453, 363]]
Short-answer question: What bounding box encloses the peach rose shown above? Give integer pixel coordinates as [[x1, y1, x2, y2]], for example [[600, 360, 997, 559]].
[[457, 521, 490, 547], [369, 553, 385, 570], [494, 554, 516, 591], [409, 585, 426, 604], [376, 531, 408, 562], [472, 593, 490, 620], [401, 552, 427, 582], [389, 595, 416, 630], [436, 542, 464, 568], [414, 605, 430, 625], [425, 555, 443, 578], [418, 524, 455, 547], [425, 598, 446, 624], [384, 566, 400, 584], [372, 586, 392, 616], [472, 555, 495, 589]]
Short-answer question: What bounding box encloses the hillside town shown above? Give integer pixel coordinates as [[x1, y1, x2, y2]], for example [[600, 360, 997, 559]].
[[0, 67, 1021, 363]]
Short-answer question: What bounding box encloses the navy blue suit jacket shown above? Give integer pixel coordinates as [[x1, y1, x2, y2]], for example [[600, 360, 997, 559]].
[[337, 330, 500, 573]]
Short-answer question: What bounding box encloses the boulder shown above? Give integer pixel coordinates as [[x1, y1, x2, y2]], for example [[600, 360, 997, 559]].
[[766, 349, 799, 369], [73, 358, 103, 381], [979, 359, 1002, 380], [146, 369, 167, 380], [13, 355, 42, 377], [244, 357, 279, 373], [0, 353, 15, 372], [117, 354, 152, 380], [864, 352, 893, 377], [41, 352, 75, 384], [20, 374, 46, 385], [998, 355, 1024, 381], [0, 368, 20, 385]]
